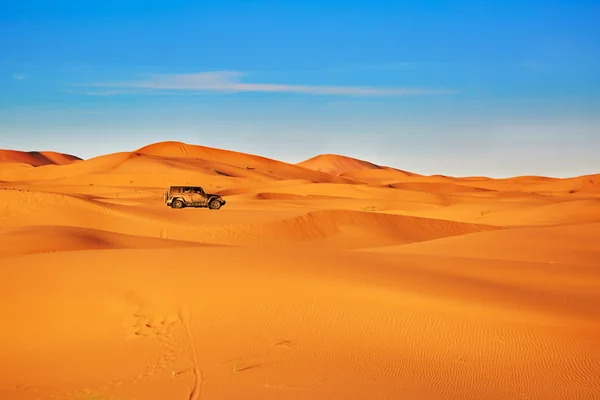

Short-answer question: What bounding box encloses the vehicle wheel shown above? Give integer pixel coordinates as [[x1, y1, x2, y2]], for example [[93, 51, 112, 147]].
[[209, 199, 222, 210], [172, 199, 184, 209]]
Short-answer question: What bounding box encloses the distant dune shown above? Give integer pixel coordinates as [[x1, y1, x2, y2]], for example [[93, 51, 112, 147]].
[[134, 141, 360, 183], [296, 153, 382, 175], [0, 149, 82, 166], [297, 153, 419, 180], [1, 140, 599, 400]]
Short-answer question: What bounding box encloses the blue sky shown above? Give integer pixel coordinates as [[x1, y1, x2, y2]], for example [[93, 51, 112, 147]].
[[1, 0, 599, 177]]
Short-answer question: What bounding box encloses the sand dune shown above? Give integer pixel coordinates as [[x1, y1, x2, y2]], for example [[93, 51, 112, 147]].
[[297, 153, 383, 175], [366, 223, 600, 266], [253, 209, 500, 249], [449, 173, 600, 194], [0, 225, 215, 258], [387, 181, 496, 193], [136, 141, 360, 184], [255, 192, 344, 200], [1, 247, 599, 400], [0, 152, 132, 182], [0, 143, 359, 185], [0, 149, 82, 166], [478, 198, 600, 226], [340, 167, 417, 184], [1, 141, 599, 400], [297, 153, 419, 179]]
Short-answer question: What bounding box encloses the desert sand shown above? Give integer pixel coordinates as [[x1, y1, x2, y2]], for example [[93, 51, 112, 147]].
[[0, 141, 599, 400]]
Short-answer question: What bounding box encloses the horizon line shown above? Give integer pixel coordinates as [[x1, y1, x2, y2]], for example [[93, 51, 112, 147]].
[[1, 140, 598, 181]]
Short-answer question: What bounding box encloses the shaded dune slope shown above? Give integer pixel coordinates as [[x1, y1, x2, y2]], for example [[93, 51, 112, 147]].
[[0, 225, 214, 258]]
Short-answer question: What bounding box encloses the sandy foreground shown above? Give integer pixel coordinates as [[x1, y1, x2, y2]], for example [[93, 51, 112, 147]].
[[0, 142, 599, 400]]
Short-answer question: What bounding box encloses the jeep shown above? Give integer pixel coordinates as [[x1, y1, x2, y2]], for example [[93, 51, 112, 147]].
[[163, 186, 226, 210]]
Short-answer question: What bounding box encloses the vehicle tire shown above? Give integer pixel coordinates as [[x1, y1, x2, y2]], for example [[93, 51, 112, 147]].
[[172, 199, 184, 209], [209, 199, 222, 210]]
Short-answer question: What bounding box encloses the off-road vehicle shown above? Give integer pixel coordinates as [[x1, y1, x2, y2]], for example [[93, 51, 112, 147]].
[[163, 186, 226, 210]]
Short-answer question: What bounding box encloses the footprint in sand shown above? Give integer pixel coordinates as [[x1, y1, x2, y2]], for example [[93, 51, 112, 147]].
[[129, 308, 183, 384]]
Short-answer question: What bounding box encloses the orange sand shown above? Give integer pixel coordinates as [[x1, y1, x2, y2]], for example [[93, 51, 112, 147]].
[[0, 141, 599, 400], [0, 149, 81, 166]]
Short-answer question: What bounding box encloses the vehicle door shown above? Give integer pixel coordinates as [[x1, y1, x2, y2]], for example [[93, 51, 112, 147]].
[[189, 188, 203, 206], [181, 187, 194, 205], [196, 187, 209, 206]]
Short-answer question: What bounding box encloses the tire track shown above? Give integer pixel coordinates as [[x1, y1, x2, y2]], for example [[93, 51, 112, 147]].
[[180, 307, 203, 400]]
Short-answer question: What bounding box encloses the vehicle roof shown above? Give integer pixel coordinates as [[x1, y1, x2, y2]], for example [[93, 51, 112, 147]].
[[169, 185, 203, 188]]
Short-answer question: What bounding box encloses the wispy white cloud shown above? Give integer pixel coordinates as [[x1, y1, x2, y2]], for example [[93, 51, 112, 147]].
[[62, 88, 219, 96], [62, 89, 125, 96], [62, 88, 216, 96], [70, 71, 456, 96], [12, 73, 26, 80]]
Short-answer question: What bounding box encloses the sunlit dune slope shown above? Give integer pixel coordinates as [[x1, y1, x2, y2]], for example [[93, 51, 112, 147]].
[[135, 141, 360, 184], [0, 187, 499, 250], [387, 181, 495, 194], [255, 192, 344, 200], [477, 198, 600, 226], [0, 225, 213, 258], [297, 153, 381, 175], [340, 168, 417, 184], [0, 142, 362, 185], [446, 173, 600, 194], [0, 188, 189, 240], [297, 154, 420, 179], [1, 191, 486, 252], [0, 152, 132, 181], [1, 139, 600, 400], [364, 173, 600, 196], [0, 149, 82, 166], [243, 181, 452, 203], [1, 247, 599, 400], [366, 223, 600, 266], [380, 193, 600, 226], [0, 188, 254, 247], [251, 209, 501, 248]]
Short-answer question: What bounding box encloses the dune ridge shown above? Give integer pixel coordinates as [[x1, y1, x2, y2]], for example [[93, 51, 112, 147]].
[[0, 149, 82, 166]]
